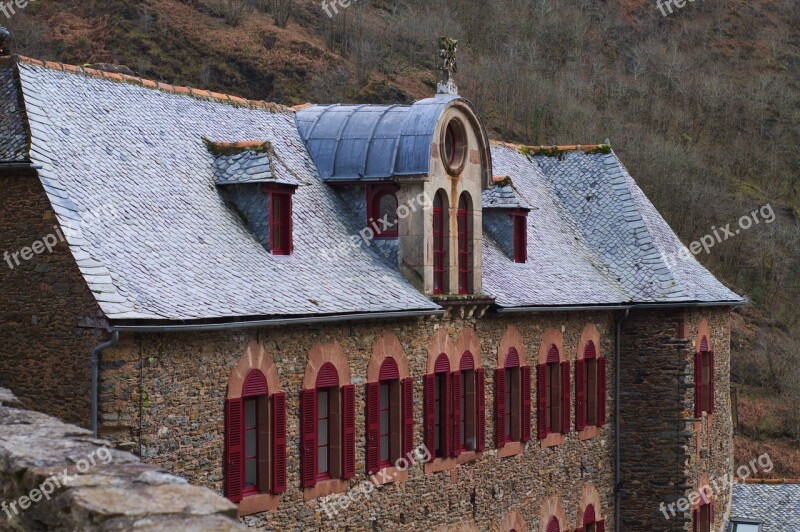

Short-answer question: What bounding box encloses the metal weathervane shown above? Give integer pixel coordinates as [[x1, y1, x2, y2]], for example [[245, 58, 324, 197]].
[[437, 36, 459, 95]]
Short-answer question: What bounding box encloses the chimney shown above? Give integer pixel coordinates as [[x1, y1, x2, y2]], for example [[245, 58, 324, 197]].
[[0, 27, 10, 56]]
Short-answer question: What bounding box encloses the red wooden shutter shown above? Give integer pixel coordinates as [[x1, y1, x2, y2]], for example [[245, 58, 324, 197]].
[[695, 351, 703, 417], [424, 374, 436, 461], [537, 363, 547, 439], [402, 378, 414, 457], [576, 359, 586, 431], [224, 398, 244, 503], [443, 371, 452, 456], [708, 351, 715, 414], [693, 508, 698, 532], [271, 392, 287, 494], [300, 388, 317, 488], [596, 520, 605, 532], [342, 384, 356, 479], [598, 357, 607, 426], [521, 365, 532, 442], [365, 382, 380, 474], [561, 360, 571, 434], [476, 368, 486, 451], [494, 368, 505, 448], [451, 371, 462, 456]]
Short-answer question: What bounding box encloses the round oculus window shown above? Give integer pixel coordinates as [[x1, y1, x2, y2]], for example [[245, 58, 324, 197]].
[[442, 119, 467, 175]]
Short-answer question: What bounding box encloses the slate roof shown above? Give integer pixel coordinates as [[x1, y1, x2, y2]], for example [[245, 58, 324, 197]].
[[731, 483, 800, 530], [0, 65, 27, 161], [486, 143, 742, 307], [208, 142, 299, 187], [295, 97, 458, 182], [482, 179, 532, 210], [13, 59, 438, 321], [1, 57, 743, 323]]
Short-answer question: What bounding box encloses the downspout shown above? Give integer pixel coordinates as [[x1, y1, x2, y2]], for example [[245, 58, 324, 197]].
[[615, 308, 629, 532], [91, 331, 119, 437]]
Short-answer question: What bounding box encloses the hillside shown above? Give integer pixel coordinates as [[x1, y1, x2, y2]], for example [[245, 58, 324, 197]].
[[6, 0, 800, 474]]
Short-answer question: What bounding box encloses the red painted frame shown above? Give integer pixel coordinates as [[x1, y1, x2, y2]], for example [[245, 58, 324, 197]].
[[378, 381, 392, 468], [433, 192, 447, 295], [316, 388, 332, 481], [457, 195, 471, 294], [242, 397, 260, 497], [511, 210, 528, 263]]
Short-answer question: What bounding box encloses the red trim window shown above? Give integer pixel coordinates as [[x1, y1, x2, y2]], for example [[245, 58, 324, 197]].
[[581, 504, 605, 532], [495, 348, 531, 448], [576, 341, 607, 430], [453, 351, 484, 455], [266, 187, 294, 255], [511, 211, 528, 263], [457, 193, 472, 294], [537, 345, 570, 438], [694, 501, 713, 532], [424, 354, 451, 459], [547, 516, 560, 532], [433, 191, 448, 295], [224, 370, 287, 503], [367, 185, 399, 238], [300, 363, 355, 488], [695, 337, 714, 417], [366, 359, 412, 474]]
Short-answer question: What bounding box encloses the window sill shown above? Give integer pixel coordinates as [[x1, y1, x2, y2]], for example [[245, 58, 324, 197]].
[[497, 441, 524, 458], [578, 425, 601, 441], [424, 456, 458, 475], [303, 478, 348, 501], [372, 465, 409, 485], [540, 432, 566, 449], [238, 493, 280, 516]]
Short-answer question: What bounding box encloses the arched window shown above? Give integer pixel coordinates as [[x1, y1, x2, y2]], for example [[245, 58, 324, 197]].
[[367, 185, 399, 238], [546, 516, 560, 532], [225, 368, 287, 504], [301, 358, 355, 489], [695, 336, 715, 416], [694, 500, 713, 532], [433, 190, 449, 295], [576, 341, 607, 430], [537, 345, 570, 438], [366, 357, 414, 473], [581, 504, 605, 532], [495, 348, 531, 447], [457, 193, 473, 294], [424, 353, 453, 458], [454, 351, 485, 454]]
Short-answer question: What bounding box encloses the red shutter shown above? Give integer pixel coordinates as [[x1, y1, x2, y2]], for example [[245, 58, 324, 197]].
[[695, 351, 703, 417], [596, 520, 605, 532], [365, 382, 380, 474], [537, 363, 547, 439], [451, 371, 462, 456], [402, 378, 414, 457], [224, 398, 244, 503], [561, 360, 571, 434], [271, 392, 287, 494], [300, 389, 317, 488], [424, 374, 436, 462], [708, 351, 715, 414], [693, 508, 698, 532], [494, 368, 506, 448], [443, 371, 452, 456], [576, 359, 586, 431], [287, 194, 294, 254], [710, 502, 715, 529], [598, 357, 607, 426], [521, 365, 532, 442], [342, 384, 356, 479], [476, 368, 486, 451]]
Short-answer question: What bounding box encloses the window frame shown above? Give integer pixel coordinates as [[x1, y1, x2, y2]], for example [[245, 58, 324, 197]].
[[242, 396, 261, 497], [456, 193, 472, 294], [433, 191, 448, 295], [441, 118, 468, 176], [366, 184, 400, 239], [510, 210, 528, 263], [263, 185, 295, 255]]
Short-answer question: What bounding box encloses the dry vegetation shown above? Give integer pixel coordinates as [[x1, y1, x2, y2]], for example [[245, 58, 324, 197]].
[[6, 0, 800, 470]]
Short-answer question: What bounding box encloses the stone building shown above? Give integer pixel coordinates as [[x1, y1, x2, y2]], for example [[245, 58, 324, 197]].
[[0, 45, 744, 531]]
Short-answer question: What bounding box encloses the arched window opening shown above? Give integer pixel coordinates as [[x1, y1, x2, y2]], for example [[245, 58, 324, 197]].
[[695, 336, 715, 416], [496, 347, 531, 447], [538, 345, 570, 438], [367, 185, 399, 238], [433, 191, 449, 295], [457, 193, 473, 295]]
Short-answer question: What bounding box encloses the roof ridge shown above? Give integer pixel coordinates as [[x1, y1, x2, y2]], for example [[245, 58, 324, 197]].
[[490, 140, 608, 152], [14, 55, 292, 113]]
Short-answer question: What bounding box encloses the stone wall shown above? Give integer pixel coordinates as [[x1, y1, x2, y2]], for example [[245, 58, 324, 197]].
[[98, 312, 619, 530], [0, 388, 243, 531], [0, 176, 107, 427], [618, 308, 733, 531]]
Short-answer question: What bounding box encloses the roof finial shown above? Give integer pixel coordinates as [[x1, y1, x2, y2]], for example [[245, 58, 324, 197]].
[[0, 27, 11, 56], [437, 36, 459, 95]]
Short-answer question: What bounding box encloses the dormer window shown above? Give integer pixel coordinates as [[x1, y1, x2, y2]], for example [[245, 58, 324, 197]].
[[367, 185, 399, 238], [442, 119, 467, 175], [264, 186, 295, 255], [511, 211, 527, 263]]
